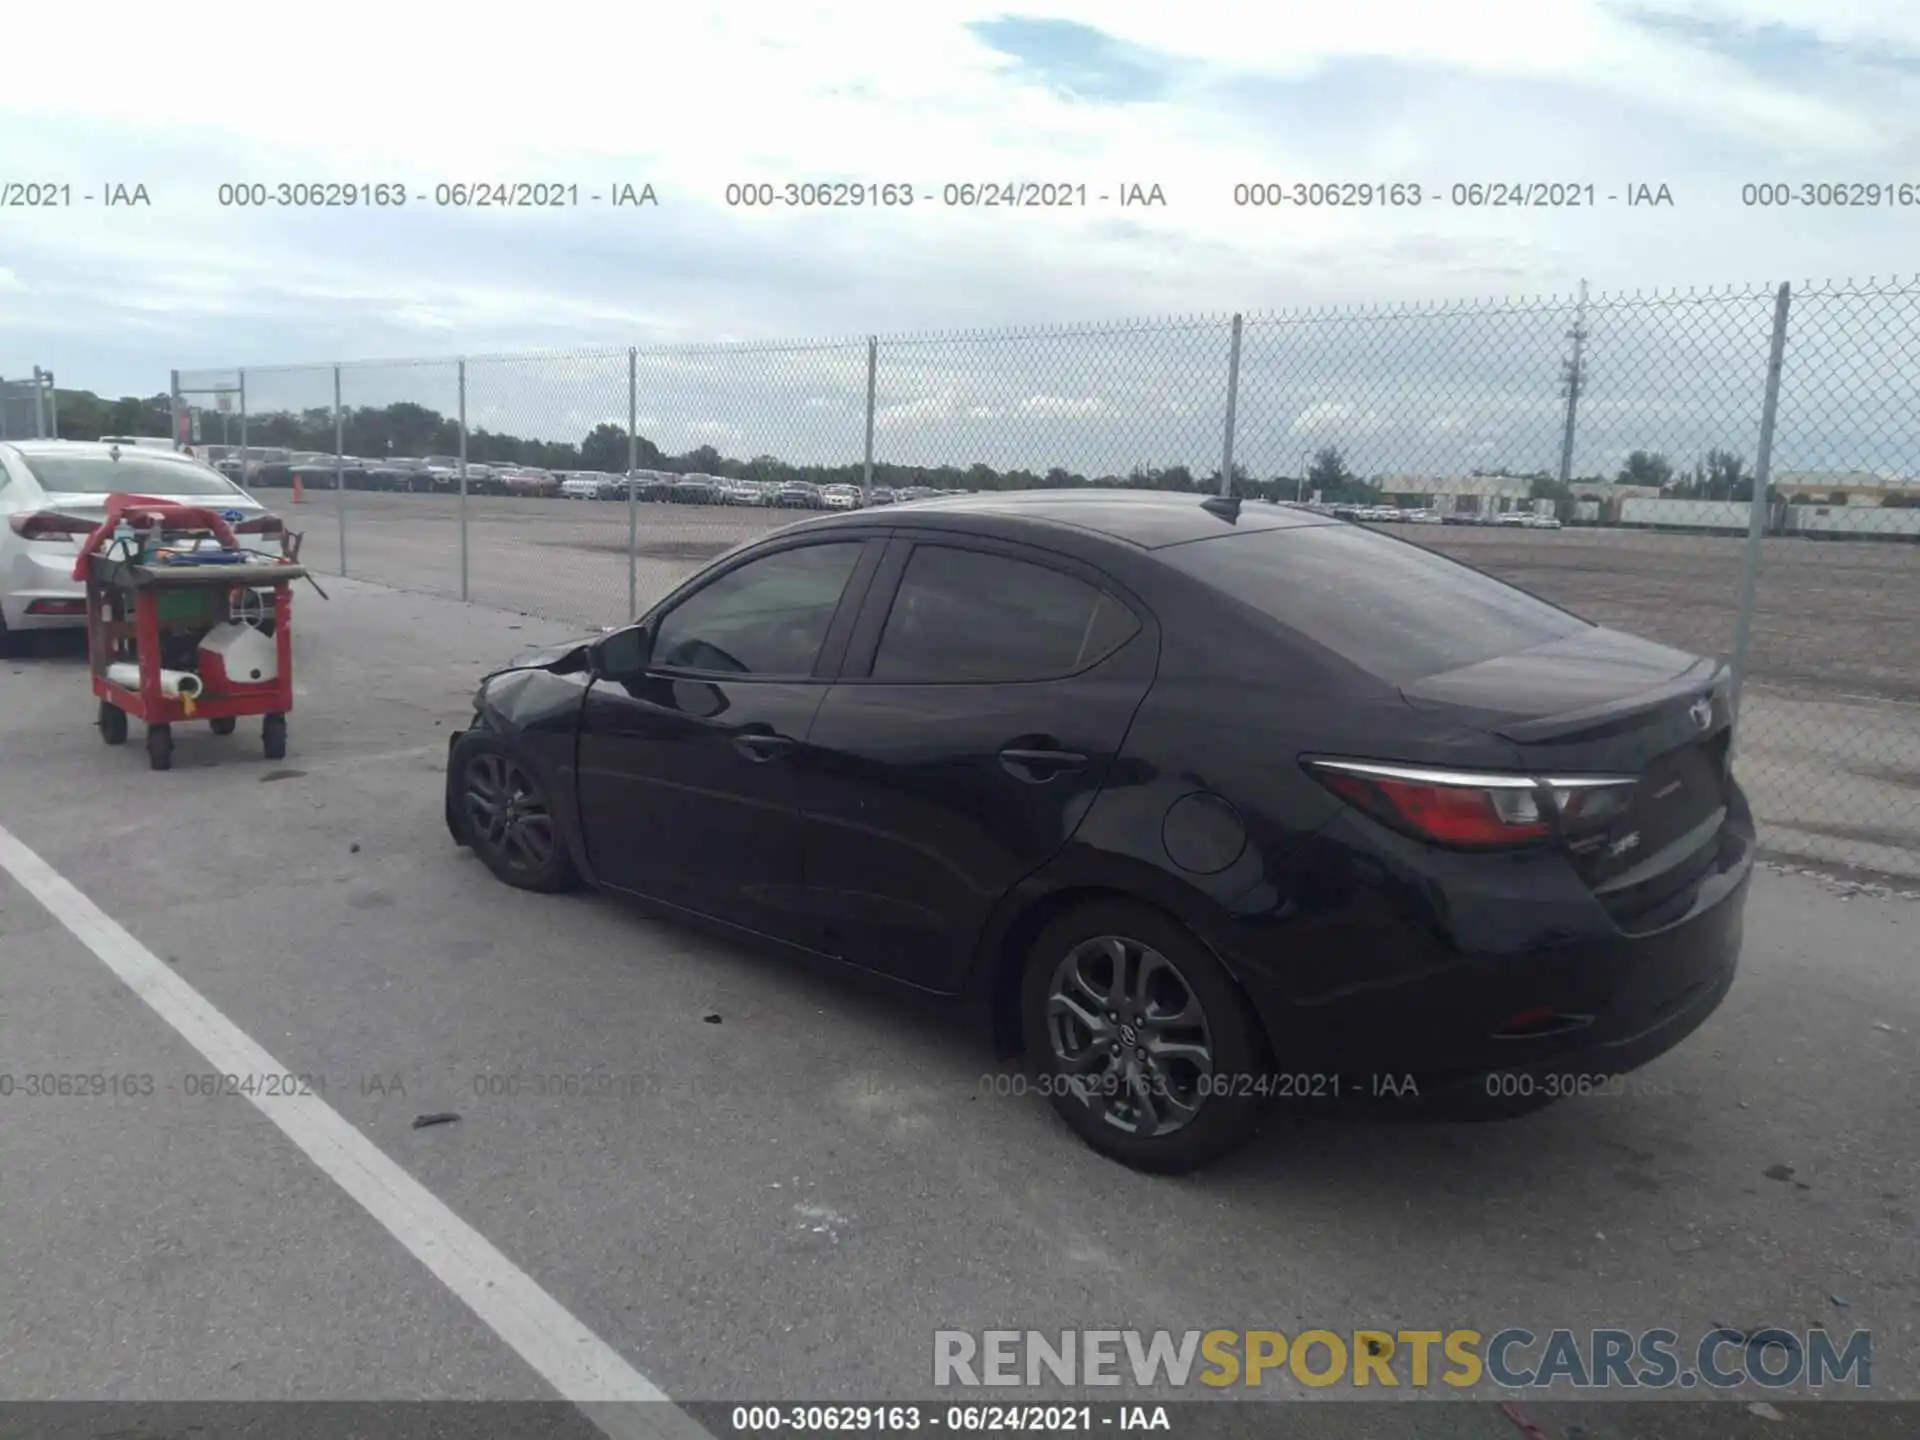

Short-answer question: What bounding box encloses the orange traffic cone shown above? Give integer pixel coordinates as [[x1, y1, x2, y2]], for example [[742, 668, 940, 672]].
[[292, 472, 305, 504]]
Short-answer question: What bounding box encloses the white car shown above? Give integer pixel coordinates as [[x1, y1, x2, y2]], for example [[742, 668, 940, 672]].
[[0, 440, 280, 646], [558, 475, 605, 501], [820, 486, 860, 510]]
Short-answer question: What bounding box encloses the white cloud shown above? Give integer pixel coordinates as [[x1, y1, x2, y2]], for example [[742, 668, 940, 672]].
[[1020, 395, 1107, 417], [1291, 401, 1391, 435]]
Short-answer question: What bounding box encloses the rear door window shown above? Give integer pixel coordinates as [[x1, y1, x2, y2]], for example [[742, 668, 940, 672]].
[[870, 544, 1140, 683], [1160, 523, 1588, 682]]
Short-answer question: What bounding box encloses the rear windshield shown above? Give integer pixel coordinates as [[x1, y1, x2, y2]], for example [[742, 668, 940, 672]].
[[1161, 523, 1589, 683], [25, 454, 246, 498]]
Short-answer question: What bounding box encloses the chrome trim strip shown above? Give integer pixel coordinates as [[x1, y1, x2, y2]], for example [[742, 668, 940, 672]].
[[1308, 758, 1638, 791]]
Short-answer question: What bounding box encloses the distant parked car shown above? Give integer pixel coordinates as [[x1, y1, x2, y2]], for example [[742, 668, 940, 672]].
[[560, 475, 607, 501], [670, 475, 719, 505], [501, 469, 560, 498], [821, 485, 860, 510]]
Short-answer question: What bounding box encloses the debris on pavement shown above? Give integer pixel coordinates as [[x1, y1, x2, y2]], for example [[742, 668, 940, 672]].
[[1496, 1400, 1550, 1440], [703, 1013, 722, 1024], [411, 1112, 460, 1129], [1747, 1401, 1786, 1421], [1763, 1163, 1796, 1181]]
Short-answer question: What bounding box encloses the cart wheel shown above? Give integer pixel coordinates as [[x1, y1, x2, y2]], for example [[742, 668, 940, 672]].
[[146, 724, 173, 771], [209, 716, 237, 736], [98, 701, 128, 745], [263, 713, 287, 760]]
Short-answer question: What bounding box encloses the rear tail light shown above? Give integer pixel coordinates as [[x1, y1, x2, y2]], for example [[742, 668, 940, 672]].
[[8, 511, 95, 542], [1304, 759, 1638, 849]]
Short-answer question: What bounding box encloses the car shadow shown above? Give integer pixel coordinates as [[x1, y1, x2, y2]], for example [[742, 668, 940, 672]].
[[2, 629, 89, 665], [577, 885, 1713, 1214]]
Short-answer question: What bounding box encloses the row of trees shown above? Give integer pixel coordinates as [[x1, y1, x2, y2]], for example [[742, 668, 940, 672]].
[[33, 387, 1912, 506]]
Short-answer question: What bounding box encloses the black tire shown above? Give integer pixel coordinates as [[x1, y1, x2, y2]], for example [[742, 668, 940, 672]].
[[262, 713, 287, 760], [146, 724, 173, 771], [99, 701, 128, 745], [1019, 898, 1268, 1174], [209, 716, 237, 736], [447, 730, 580, 892]]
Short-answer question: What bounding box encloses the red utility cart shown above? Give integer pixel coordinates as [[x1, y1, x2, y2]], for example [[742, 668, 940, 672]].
[[84, 553, 307, 771]]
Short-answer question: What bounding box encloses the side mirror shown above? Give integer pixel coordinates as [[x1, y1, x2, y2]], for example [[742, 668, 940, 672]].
[[591, 625, 652, 681]]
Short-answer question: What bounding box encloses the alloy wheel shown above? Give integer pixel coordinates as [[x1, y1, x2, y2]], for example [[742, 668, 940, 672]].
[[463, 753, 557, 875], [1046, 935, 1215, 1137]]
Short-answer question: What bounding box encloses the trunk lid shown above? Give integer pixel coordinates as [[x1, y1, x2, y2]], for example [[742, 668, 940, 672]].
[[1401, 626, 1737, 931]]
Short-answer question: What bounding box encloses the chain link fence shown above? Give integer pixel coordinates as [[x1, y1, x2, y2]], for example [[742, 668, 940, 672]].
[[170, 278, 1920, 881]]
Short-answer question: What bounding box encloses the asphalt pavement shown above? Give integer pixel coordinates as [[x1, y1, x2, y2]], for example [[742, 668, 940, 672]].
[[0, 578, 1914, 1438]]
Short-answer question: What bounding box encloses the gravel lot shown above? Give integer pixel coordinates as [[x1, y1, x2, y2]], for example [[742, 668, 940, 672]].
[[288, 491, 1920, 883], [0, 578, 1914, 1438]]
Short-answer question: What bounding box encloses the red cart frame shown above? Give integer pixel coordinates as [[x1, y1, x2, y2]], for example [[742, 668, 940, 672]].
[[85, 554, 308, 770]]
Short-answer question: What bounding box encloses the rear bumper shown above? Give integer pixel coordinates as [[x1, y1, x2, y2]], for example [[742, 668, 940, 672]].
[[1228, 810, 1753, 1097], [3, 547, 86, 629]]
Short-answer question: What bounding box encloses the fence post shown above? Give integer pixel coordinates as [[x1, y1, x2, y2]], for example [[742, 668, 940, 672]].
[[170, 369, 182, 450], [862, 337, 877, 505], [31, 367, 44, 438], [1220, 314, 1243, 496], [238, 369, 248, 483], [627, 346, 638, 619], [1727, 281, 1792, 743], [44, 370, 57, 439], [457, 358, 469, 604], [334, 365, 347, 577], [1557, 280, 1589, 488]]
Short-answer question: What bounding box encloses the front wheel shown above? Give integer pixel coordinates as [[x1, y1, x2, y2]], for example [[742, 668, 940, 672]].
[[1019, 899, 1269, 1174], [448, 731, 579, 892]]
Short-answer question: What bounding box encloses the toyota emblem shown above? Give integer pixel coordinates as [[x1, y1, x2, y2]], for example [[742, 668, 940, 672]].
[[1689, 696, 1714, 731]]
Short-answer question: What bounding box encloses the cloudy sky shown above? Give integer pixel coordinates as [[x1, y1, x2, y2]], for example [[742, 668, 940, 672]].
[[2, 0, 1917, 477]]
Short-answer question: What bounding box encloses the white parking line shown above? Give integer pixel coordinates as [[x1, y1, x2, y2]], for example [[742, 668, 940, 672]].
[[0, 820, 706, 1440]]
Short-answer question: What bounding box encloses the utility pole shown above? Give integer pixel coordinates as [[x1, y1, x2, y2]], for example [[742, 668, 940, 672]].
[[1557, 280, 1589, 489]]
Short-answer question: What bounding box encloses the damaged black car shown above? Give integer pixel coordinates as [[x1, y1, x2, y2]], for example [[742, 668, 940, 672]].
[[445, 489, 1753, 1173]]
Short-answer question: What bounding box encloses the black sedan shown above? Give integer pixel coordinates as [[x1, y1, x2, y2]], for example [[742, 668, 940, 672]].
[[444, 489, 1752, 1173]]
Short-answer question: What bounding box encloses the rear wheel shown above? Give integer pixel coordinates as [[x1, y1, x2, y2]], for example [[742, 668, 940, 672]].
[[1020, 899, 1268, 1174], [209, 716, 237, 736], [146, 724, 173, 771], [98, 701, 128, 745], [262, 713, 287, 760], [449, 731, 579, 892]]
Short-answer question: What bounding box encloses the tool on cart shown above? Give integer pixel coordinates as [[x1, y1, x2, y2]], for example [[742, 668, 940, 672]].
[[78, 493, 309, 772]]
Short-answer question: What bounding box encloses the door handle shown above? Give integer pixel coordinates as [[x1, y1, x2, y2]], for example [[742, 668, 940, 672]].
[[734, 732, 795, 761], [999, 747, 1088, 783]]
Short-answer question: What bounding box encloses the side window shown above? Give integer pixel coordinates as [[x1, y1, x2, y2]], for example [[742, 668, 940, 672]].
[[651, 541, 863, 677], [871, 545, 1139, 683]]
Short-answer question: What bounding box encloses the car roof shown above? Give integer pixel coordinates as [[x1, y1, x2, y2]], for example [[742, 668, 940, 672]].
[[789, 487, 1339, 550]]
